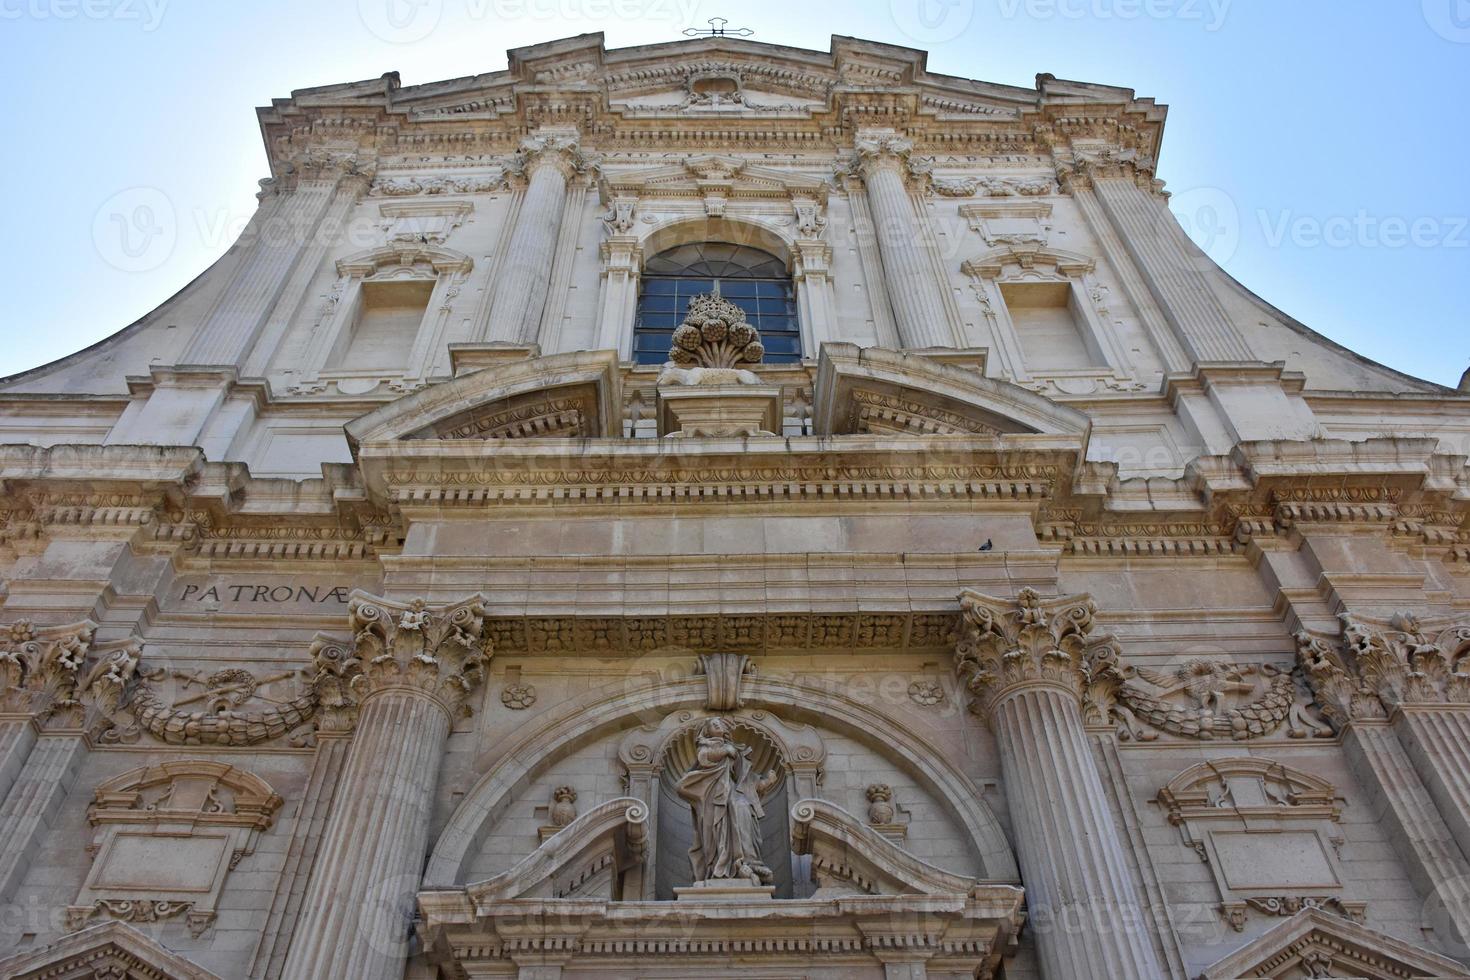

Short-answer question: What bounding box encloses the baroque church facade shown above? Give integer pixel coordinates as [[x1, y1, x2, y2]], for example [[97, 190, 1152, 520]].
[[2, 30, 1470, 980]]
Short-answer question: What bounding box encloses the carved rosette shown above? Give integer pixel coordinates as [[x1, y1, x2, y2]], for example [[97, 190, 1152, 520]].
[[1295, 613, 1470, 724], [341, 593, 492, 717], [953, 587, 1124, 724], [0, 618, 95, 724]]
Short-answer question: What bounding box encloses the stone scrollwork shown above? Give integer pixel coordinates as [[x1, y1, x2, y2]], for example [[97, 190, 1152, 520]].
[[697, 652, 752, 711], [953, 587, 1124, 724]]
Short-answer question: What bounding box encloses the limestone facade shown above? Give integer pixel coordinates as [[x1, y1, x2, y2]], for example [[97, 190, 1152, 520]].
[[0, 31, 1468, 980]]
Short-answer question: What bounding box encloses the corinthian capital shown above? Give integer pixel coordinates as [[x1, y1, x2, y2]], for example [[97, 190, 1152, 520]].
[[853, 131, 914, 172], [1295, 613, 1470, 722], [515, 130, 586, 180], [0, 618, 96, 724], [333, 592, 492, 717], [953, 587, 1123, 723]]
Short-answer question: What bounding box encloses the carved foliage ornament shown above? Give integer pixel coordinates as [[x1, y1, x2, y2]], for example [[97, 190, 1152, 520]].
[[666, 293, 765, 370], [1111, 659, 1331, 742], [0, 618, 94, 724], [341, 593, 492, 717], [1295, 611, 1470, 724], [953, 587, 1124, 723]]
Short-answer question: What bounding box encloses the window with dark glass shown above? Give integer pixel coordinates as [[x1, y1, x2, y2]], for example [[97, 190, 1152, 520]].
[[633, 243, 801, 365]]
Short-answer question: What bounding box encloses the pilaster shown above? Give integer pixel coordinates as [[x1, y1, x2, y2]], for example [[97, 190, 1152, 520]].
[[954, 588, 1164, 979], [281, 592, 490, 980], [852, 131, 956, 350], [483, 130, 585, 346]]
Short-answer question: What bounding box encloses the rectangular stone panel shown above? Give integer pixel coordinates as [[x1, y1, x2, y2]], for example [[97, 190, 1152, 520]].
[[92, 832, 229, 893], [1212, 830, 1340, 891]]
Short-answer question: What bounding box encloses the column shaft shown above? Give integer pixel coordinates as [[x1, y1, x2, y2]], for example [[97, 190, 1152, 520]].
[[863, 164, 952, 349], [1090, 176, 1252, 363], [993, 688, 1163, 979], [0, 718, 37, 805], [0, 733, 85, 901], [484, 164, 570, 344], [1394, 708, 1470, 868], [280, 692, 450, 980], [1344, 722, 1470, 949], [182, 178, 341, 368]]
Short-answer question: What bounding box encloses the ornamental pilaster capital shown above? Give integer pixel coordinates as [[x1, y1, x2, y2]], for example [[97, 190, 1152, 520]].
[[331, 592, 492, 719], [1295, 612, 1470, 725], [851, 131, 916, 177], [953, 587, 1123, 724], [0, 618, 96, 726], [515, 130, 587, 181], [281, 146, 378, 187], [1052, 144, 1160, 195]]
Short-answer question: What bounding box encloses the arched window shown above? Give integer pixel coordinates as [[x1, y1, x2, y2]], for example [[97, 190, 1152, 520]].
[[633, 244, 801, 365]]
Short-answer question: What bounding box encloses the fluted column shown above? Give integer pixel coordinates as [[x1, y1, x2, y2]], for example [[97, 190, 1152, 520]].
[[182, 159, 366, 368], [853, 132, 953, 350], [1297, 623, 1470, 949], [282, 594, 490, 980], [955, 589, 1163, 980], [483, 131, 584, 345], [0, 619, 96, 903]]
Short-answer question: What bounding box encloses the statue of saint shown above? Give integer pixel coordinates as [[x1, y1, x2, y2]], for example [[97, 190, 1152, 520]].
[[675, 717, 780, 886]]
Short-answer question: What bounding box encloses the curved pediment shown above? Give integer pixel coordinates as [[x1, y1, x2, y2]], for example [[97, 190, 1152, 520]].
[[813, 344, 1091, 440], [344, 349, 622, 449]]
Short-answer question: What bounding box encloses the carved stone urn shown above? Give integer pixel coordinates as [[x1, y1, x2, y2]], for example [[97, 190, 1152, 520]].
[[866, 784, 896, 825], [549, 786, 578, 827]]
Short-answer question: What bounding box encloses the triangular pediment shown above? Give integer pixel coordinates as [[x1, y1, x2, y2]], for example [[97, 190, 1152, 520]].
[[813, 344, 1092, 443], [343, 349, 622, 449], [0, 920, 223, 979], [1198, 907, 1466, 979]]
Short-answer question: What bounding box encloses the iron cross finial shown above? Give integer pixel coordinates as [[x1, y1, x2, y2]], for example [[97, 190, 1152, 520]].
[[682, 17, 754, 38]]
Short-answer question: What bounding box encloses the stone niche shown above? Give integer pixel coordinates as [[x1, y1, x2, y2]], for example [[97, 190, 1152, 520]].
[[66, 761, 282, 938]]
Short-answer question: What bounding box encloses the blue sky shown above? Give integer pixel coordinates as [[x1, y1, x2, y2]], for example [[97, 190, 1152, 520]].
[[1, 0, 1466, 385]]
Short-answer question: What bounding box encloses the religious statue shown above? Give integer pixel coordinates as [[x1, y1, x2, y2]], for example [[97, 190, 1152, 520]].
[[675, 717, 780, 886]]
